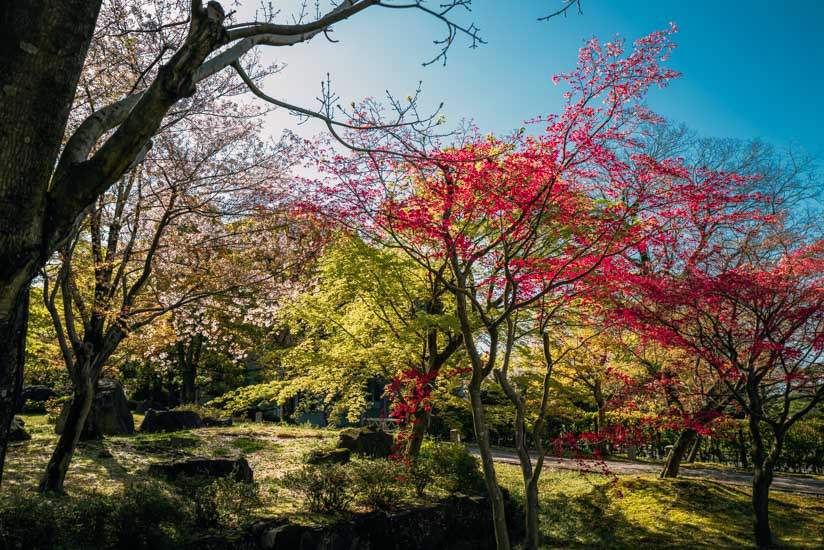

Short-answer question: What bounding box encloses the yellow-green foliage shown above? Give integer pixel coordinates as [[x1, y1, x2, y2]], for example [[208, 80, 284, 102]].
[[212, 234, 460, 423]]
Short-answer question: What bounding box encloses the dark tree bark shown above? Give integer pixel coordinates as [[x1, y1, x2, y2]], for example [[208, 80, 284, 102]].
[[0, 289, 29, 485], [39, 361, 95, 494], [660, 427, 697, 478], [746, 382, 784, 550], [0, 0, 103, 482], [178, 334, 204, 405], [405, 408, 431, 457], [686, 434, 701, 463], [738, 424, 749, 469], [594, 378, 608, 456]]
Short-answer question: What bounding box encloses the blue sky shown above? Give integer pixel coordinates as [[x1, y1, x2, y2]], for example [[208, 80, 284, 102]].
[[243, 1, 824, 156]]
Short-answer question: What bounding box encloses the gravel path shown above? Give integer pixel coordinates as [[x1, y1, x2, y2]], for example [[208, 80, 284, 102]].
[[472, 447, 824, 496]]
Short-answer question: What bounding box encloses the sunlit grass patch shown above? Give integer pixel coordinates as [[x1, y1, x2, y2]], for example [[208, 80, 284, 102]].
[[495, 464, 824, 549]]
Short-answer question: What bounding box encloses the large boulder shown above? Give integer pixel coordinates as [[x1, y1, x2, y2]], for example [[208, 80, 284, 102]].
[[306, 447, 351, 465], [9, 417, 30, 442], [16, 385, 57, 413], [337, 427, 393, 458], [148, 457, 253, 483], [56, 378, 134, 437], [245, 493, 523, 550], [135, 400, 167, 414], [140, 409, 204, 433]]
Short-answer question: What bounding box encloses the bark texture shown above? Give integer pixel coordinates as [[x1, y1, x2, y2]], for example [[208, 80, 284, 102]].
[[660, 428, 697, 478], [0, 0, 103, 482]]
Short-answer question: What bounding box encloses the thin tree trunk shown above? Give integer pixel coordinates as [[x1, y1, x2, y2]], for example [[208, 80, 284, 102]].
[[524, 478, 540, 550], [0, 287, 29, 484], [738, 424, 749, 469], [595, 395, 607, 456], [686, 435, 701, 463], [660, 427, 697, 478], [405, 407, 431, 457], [39, 371, 95, 494], [469, 381, 511, 550], [178, 334, 203, 404]]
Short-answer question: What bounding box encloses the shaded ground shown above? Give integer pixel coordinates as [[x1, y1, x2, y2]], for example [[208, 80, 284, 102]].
[[4, 416, 823, 549], [479, 447, 824, 496]]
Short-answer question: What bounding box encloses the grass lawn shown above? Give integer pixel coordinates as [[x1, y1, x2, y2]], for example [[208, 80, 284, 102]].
[[495, 464, 824, 549], [4, 414, 823, 549]]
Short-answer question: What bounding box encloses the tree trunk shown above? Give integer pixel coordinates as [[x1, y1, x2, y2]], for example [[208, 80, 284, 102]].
[[405, 407, 431, 457], [738, 424, 749, 469], [0, 287, 29, 484], [0, 0, 103, 485], [178, 334, 203, 404], [469, 382, 511, 550], [523, 477, 541, 550], [595, 395, 607, 456], [746, 381, 784, 550], [686, 435, 701, 462], [752, 458, 774, 549], [39, 373, 95, 494], [660, 427, 697, 478]]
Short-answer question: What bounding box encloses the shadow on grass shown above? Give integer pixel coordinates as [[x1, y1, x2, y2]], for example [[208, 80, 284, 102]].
[[536, 476, 823, 550]]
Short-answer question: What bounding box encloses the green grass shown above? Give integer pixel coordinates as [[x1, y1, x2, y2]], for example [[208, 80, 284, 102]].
[[5, 415, 822, 549], [495, 464, 824, 549], [230, 436, 267, 454]]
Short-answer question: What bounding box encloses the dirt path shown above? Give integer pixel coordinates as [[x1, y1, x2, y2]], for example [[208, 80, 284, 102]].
[[472, 447, 824, 496]]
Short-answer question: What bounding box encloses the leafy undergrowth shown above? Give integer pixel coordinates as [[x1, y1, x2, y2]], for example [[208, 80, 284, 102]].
[[4, 415, 822, 549], [5, 414, 335, 503], [495, 465, 824, 549]]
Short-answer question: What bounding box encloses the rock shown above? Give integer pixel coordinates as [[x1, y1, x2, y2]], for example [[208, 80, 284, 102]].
[[56, 378, 134, 438], [203, 416, 233, 428], [148, 457, 253, 483], [16, 385, 57, 412], [337, 427, 393, 458], [135, 400, 167, 414], [9, 417, 30, 442], [246, 493, 522, 550], [140, 409, 204, 433], [306, 447, 351, 465]]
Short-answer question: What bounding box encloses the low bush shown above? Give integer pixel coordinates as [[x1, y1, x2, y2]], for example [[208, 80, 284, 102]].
[[109, 481, 189, 549], [419, 440, 485, 495], [192, 477, 262, 529], [350, 459, 401, 510], [0, 481, 188, 550], [280, 464, 354, 514]]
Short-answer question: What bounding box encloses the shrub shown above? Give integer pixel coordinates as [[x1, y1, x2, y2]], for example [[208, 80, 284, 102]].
[[109, 481, 189, 549], [280, 464, 353, 514], [419, 440, 485, 495], [0, 481, 188, 550], [350, 459, 401, 510], [192, 478, 262, 529], [0, 491, 62, 549], [407, 456, 435, 497]]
